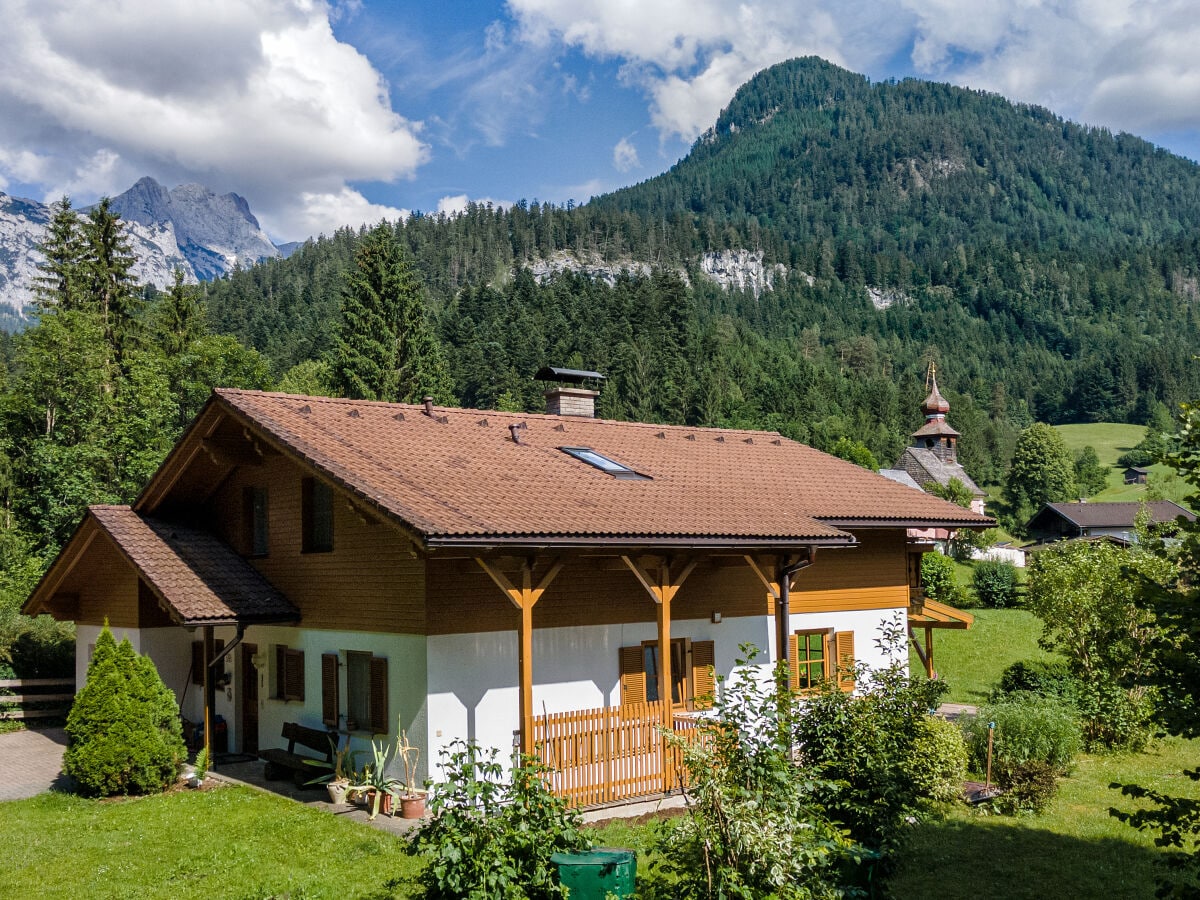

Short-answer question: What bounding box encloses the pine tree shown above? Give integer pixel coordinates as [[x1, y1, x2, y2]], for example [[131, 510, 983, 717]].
[[82, 198, 140, 369], [152, 269, 205, 358], [32, 196, 86, 312]]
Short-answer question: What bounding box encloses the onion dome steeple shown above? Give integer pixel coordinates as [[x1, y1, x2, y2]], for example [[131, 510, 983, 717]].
[[921, 364, 951, 418], [912, 363, 959, 463]]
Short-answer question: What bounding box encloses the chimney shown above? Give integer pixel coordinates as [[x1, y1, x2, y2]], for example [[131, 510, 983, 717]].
[[534, 366, 606, 418]]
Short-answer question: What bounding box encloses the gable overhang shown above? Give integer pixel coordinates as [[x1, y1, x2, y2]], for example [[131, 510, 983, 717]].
[[820, 516, 994, 530]]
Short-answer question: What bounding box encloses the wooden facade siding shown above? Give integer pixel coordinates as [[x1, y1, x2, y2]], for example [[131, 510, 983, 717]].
[[207, 453, 426, 633], [58, 532, 139, 627], [426, 529, 909, 635]]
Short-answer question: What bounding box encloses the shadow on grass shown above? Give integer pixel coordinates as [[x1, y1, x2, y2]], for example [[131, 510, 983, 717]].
[[887, 814, 1168, 900]]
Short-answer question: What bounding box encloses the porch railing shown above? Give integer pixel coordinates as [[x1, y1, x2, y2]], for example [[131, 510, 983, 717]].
[[531, 702, 707, 807]]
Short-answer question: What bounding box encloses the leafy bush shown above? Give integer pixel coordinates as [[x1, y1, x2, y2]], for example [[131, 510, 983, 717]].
[[792, 619, 949, 859], [972, 560, 1021, 609], [961, 695, 1081, 774], [408, 741, 587, 899], [62, 624, 185, 797], [902, 715, 969, 807], [994, 660, 1079, 702], [656, 647, 861, 899], [1073, 680, 1155, 752], [987, 760, 1061, 815], [921, 552, 966, 606]]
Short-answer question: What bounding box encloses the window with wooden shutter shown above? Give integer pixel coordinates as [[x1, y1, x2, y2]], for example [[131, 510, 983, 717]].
[[792, 630, 830, 693], [691, 640, 715, 710], [321, 653, 339, 727], [619, 645, 645, 708], [276, 646, 305, 701], [834, 631, 856, 693], [368, 656, 388, 735]]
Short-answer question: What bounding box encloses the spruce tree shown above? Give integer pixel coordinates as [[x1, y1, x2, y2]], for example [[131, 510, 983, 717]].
[[82, 198, 140, 369], [63, 623, 185, 797], [152, 269, 205, 358], [32, 196, 86, 312]]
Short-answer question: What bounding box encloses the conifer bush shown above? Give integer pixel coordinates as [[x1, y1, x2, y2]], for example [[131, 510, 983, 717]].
[[63, 624, 185, 797]]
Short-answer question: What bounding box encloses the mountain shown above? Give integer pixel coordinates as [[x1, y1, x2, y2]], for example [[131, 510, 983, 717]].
[[0, 177, 280, 320]]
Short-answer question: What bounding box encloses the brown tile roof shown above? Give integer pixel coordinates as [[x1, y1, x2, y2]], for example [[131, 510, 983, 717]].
[[90, 506, 298, 625], [194, 391, 991, 549]]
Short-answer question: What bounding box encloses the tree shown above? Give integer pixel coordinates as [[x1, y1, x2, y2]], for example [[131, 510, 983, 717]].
[[1004, 422, 1077, 523], [62, 623, 185, 796], [81, 198, 141, 369], [1074, 445, 1110, 497], [829, 435, 879, 470], [32, 196, 86, 312], [151, 269, 206, 358], [330, 222, 453, 404]]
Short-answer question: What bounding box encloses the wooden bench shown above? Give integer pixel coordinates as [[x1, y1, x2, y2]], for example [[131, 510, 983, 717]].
[[259, 722, 336, 787]]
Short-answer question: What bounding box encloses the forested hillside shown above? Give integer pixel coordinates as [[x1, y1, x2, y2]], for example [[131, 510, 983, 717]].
[[197, 57, 1200, 492]]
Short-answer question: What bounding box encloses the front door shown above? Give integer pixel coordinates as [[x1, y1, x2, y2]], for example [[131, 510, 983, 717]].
[[241, 643, 258, 755]]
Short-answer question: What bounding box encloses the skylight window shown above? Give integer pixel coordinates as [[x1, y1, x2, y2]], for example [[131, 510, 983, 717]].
[[561, 447, 649, 480]]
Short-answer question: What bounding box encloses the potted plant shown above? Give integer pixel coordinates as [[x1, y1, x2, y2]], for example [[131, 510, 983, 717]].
[[395, 727, 427, 818], [304, 736, 357, 805], [349, 739, 401, 819]]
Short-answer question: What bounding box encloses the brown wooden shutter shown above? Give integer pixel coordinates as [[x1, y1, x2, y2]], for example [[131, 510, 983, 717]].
[[284, 648, 305, 701], [619, 645, 645, 708], [834, 631, 856, 693], [788, 633, 799, 692], [691, 640, 715, 710], [321, 653, 339, 728], [192, 641, 204, 685], [368, 656, 389, 735]]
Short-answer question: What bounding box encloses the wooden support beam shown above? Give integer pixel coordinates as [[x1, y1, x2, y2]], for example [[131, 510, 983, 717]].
[[474, 557, 563, 756], [203, 625, 214, 767], [743, 555, 781, 600], [925, 627, 935, 680]]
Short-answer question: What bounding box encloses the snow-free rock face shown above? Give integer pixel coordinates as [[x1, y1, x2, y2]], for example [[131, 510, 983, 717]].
[[0, 177, 281, 322], [699, 249, 786, 297]]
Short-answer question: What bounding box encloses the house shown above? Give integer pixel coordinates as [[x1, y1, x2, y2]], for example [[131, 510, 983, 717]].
[[1025, 500, 1194, 546], [880, 366, 986, 518], [24, 385, 989, 806], [1123, 466, 1150, 485]]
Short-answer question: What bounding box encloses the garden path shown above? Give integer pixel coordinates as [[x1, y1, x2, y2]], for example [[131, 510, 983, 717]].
[[0, 727, 69, 800]]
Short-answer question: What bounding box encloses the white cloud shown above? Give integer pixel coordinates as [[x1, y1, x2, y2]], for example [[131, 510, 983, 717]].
[[436, 193, 510, 215], [612, 137, 640, 172], [0, 0, 428, 239]]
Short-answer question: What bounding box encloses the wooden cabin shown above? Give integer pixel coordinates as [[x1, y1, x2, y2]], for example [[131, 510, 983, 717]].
[[25, 389, 988, 806]]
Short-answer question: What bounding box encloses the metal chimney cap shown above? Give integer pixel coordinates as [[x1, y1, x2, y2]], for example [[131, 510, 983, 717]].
[[535, 366, 606, 384]]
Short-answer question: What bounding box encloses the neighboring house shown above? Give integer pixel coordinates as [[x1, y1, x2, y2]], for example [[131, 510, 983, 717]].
[[25, 386, 988, 806], [1025, 500, 1195, 546], [1124, 466, 1150, 485]]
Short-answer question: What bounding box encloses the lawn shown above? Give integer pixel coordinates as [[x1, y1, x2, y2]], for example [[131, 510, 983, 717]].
[[1056, 422, 1187, 503], [910, 608, 1055, 704], [0, 786, 419, 899]]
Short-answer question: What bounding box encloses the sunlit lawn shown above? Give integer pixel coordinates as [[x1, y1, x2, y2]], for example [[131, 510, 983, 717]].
[[0, 786, 419, 899]]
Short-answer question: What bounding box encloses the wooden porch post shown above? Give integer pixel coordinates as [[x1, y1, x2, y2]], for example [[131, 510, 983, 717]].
[[475, 557, 563, 757], [925, 627, 935, 679], [202, 625, 214, 764]]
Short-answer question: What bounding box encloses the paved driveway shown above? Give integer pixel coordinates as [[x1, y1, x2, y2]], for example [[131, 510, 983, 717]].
[[0, 727, 70, 800]]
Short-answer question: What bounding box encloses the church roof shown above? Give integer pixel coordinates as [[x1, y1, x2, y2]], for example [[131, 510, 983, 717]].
[[896, 447, 984, 497]]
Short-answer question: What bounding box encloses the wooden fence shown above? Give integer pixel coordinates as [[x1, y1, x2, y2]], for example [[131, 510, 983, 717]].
[[532, 702, 706, 807], [0, 678, 74, 720]]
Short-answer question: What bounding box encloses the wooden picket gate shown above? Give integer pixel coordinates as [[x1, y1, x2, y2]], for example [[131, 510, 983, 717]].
[[531, 702, 705, 807]]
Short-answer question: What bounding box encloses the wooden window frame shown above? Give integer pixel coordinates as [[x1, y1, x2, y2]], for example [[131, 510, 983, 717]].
[[301, 477, 334, 554], [333, 650, 389, 736], [243, 485, 269, 557], [790, 629, 831, 694], [620, 637, 715, 711], [275, 644, 305, 701], [789, 629, 856, 694]]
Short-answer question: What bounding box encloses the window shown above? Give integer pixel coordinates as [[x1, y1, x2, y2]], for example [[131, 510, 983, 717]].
[[619, 638, 714, 710], [302, 477, 334, 553], [560, 446, 648, 480], [789, 630, 856, 694], [275, 645, 305, 701], [244, 486, 269, 556], [326, 651, 388, 734]]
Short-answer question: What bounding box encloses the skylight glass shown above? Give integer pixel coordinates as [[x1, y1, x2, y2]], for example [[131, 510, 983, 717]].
[[560, 447, 649, 479]]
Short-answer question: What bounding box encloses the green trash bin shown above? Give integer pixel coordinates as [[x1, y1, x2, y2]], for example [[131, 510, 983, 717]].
[[551, 848, 636, 899]]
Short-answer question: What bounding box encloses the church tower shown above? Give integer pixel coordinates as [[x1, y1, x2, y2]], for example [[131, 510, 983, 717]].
[[911, 364, 959, 464]]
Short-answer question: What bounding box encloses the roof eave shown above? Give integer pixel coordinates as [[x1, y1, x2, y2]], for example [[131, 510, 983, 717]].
[[425, 533, 856, 552], [820, 516, 995, 530]]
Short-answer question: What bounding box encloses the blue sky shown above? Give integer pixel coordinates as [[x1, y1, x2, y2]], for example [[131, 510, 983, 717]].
[[2, 1, 1199, 241]]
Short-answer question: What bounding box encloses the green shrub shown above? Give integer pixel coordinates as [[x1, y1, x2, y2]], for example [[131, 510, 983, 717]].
[[408, 741, 587, 899], [658, 646, 861, 899], [1073, 680, 1155, 752], [972, 560, 1021, 609], [994, 660, 1079, 702], [962, 695, 1081, 774], [792, 620, 949, 860], [921, 552, 966, 606], [902, 715, 968, 807], [62, 624, 185, 797], [987, 760, 1060, 815]]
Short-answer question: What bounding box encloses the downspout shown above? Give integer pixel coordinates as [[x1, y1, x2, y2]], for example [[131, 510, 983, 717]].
[[777, 549, 816, 692]]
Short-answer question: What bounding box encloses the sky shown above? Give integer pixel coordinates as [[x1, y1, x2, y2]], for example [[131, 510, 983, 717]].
[[2, 0, 1200, 243]]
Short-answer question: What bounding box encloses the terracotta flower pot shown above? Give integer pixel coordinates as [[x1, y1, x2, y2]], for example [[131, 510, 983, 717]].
[[365, 789, 393, 816], [399, 794, 426, 819]]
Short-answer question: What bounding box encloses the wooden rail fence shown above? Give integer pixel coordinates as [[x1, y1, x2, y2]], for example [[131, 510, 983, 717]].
[[0, 678, 74, 720], [532, 702, 706, 807]]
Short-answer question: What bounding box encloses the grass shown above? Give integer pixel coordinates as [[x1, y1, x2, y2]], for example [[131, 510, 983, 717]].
[[0, 786, 419, 899], [887, 735, 1200, 900], [1056, 422, 1188, 504], [910, 608, 1055, 704]]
